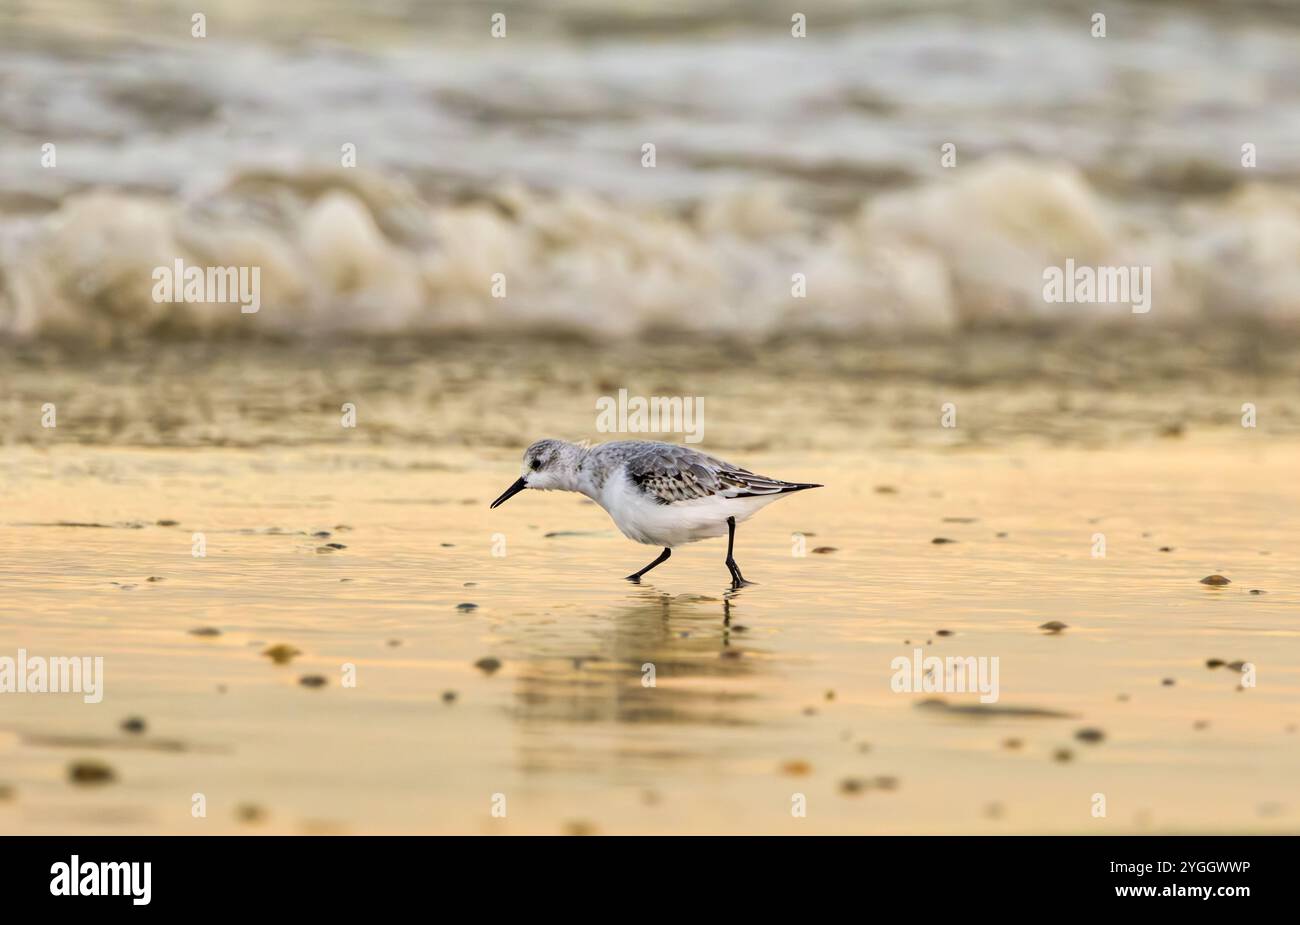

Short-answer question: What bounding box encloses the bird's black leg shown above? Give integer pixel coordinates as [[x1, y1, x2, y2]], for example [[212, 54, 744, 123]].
[[626, 547, 671, 582], [725, 516, 752, 589]]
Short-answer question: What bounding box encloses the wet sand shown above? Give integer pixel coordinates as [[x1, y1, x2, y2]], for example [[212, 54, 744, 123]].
[[2, 349, 1297, 832]]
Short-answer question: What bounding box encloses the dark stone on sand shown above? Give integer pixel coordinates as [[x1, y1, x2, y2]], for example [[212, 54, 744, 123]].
[[298, 675, 327, 688], [824, 689, 835, 701], [0, 784, 13, 801], [1161, 678, 1176, 686], [839, 777, 868, 795], [120, 716, 147, 734], [440, 543, 454, 547], [464, 582, 477, 587], [812, 546, 837, 554], [442, 690, 458, 704], [146, 576, 164, 582], [189, 627, 221, 637], [1227, 660, 1247, 672], [1206, 658, 1225, 669], [1200, 574, 1230, 586], [325, 542, 346, 549], [1193, 720, 1210, 730], [315, 546, 335, 553], [69, 760, 116, 785], [456, 602, 478, 612], [874, 485, 897, 494], [874, 776, 899, 791], [1250, 589, 1266, 595], [1038, 621, 1068, 634], [236, 803, 266, 823], [1052, 748, 1073, 763], [156, 519, 179, 526], [262, 644, 301, 665], [995, 532, 1008, 538], [1074, 727, 1105, 744], [474, 657, 502, 675], [936, 629, 953, 636], [722, 650, 743, 660], [1002, 738, 1023, 750], [942, 517, 978, 523], [931, 537, 957, 544], [386, 639, 402, 647], [1158, 546, 1173, 552], [313, 531, 331, 538]]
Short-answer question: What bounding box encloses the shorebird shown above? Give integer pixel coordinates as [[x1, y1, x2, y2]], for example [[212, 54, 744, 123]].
[[490, 439, 822, 588]]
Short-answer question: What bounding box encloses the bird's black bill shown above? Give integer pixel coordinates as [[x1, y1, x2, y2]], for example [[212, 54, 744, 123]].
[[490, 477, 528, 509]]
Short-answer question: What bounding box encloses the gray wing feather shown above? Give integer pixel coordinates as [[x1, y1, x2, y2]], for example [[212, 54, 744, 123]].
[[614, 442, 809, 505]]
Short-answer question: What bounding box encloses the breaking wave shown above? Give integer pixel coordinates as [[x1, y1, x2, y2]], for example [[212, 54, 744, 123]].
[[2, 158, 1299, 342]]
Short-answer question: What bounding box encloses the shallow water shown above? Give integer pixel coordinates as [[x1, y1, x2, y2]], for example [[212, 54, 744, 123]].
[[2, 392, 1297, 832]]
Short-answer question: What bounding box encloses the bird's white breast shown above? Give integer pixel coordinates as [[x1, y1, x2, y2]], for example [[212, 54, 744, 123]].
[[594, 466, 782, 547]]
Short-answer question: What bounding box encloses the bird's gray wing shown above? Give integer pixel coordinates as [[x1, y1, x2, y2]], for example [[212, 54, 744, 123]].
[[621, 443, 807, 505]]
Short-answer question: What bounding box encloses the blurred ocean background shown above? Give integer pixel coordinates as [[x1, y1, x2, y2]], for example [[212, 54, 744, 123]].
[[2, 0, 1299, 342]]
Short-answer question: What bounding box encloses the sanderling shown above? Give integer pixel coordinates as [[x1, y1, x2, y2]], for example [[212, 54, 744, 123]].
[[490, 439, 822, 588]]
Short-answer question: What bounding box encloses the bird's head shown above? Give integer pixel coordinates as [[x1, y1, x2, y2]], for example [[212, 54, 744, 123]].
[[490, 439, 583, 507]]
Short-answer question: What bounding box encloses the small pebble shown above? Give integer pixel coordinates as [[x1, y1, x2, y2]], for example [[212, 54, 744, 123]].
[[811, 546, 837, 554], [0, 784, 15, 801], [824, 689, 835, 701], [156, 519, 179, 527], [235, 803, 266, 823], [456, 602, 478, 612], [1039, 621, 1068, 634], [1052, 748, 1073, 763], [931, 537, 957, 545], [1002, 738, 1024, 750], [442, 690, 458, 704], [474, 657, 502, 675], [721, 649, 743, 660], [780, 760, 812, 776], [873, 776, 899, 791], [1249, 589, 1266, 595], [1161, 678, 1176, 686], [120, 716, 147, 735], [1158, 546, 1173, 552], [1074, 727, 1105, 744], [386, 639, 402, 647], [936, 629, 953, 637], [1206, 658, 1226, 669], [298, 675, 327, 688], [563, 820, 597, 836], [325, 542, 346, 549], [146, 576, 164, 582], [1193, 720, 1210, 730], [262, 644, 301, 665], [68, 760, 116, 785], [839, 777, 868, 795], [1200, 574, 1231, 586], [189, 627, 221, 637]]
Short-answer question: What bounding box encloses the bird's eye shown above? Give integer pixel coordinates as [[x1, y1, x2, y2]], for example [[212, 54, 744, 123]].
[[530, 458, 541, 471]]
